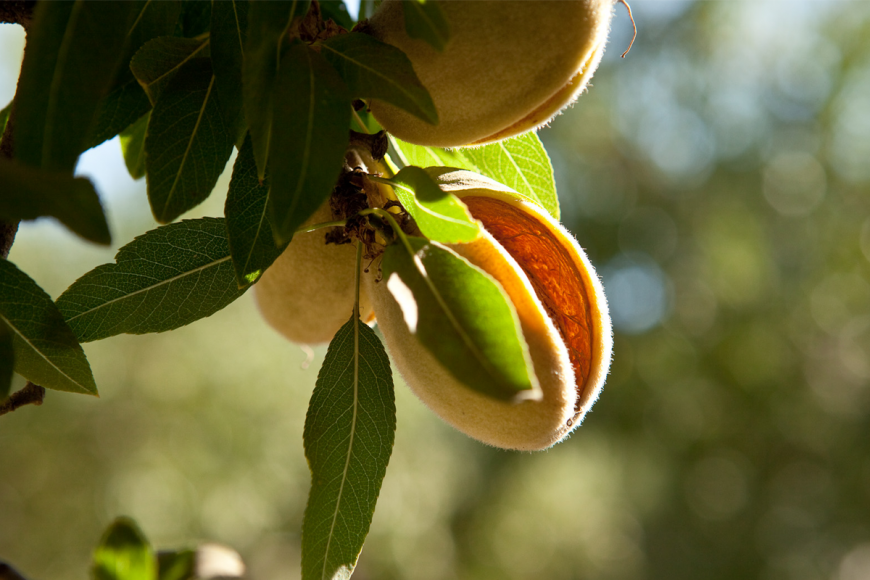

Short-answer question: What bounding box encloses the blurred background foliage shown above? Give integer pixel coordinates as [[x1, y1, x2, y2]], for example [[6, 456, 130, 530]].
[[3, 1, 870, 579]]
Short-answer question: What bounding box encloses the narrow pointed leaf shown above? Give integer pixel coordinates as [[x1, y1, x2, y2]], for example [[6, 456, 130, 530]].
[[211, 0, 249, 146], [225, 135, 285, 287], [86, 82, 153, 152], [382, 237, 537, 400], [321, 32, 437, 124], [145, 58, 235, 224], [0, 158, 111, 245], [244, 0, 310, 180], [402, 0, 450, 52], [86, 0, 182, 150], [461, 133, 559, 219], [0, 259, 97, 395], [56, 218, 246, 343], [302, 315, 396, 580], [130, 36, 211, 105], [392, 134, 559, 219], [268, 40, 350, 244], [120, 112, 150, 180], [384, 166, 479, 244], [15, 1, 138, 171], [0, 323, 13, 401], [92, 518, 156, 580]]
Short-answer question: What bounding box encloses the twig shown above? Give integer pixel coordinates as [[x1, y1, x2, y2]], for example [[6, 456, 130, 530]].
[[0, 382, 46, 416], [0, 99, 19, 258]]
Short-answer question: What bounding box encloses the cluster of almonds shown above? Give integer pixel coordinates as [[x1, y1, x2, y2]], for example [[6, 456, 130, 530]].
[[255, 0, 616, 451]]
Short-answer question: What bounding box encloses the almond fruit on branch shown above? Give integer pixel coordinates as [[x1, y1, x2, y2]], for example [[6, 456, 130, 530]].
[[365, 0, 616, 147], [366, 169, 612, 451]]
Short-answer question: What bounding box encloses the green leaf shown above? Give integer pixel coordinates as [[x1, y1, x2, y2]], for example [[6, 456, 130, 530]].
[[381, 237, 537, 400], [211, 0, 249, 147], [0, 157, 111, 245], [391, 134, 559, 219], [0, 322, 13, 401], [15, 1, 138, 171], [130, 36, 211, 105], [320, 0, 353, 30], [145, 58, 235, 224], [86, 81, 153, 152], [0, 259, 97, 395], [402, 0, 450, 52], [383, 166, 479, 244], [120, 112, 150, 180], [243, 0, 310, 180], [321, 32, 437, 125], [85, 0, 182, 150], [268, 40, 350, 245], [156, 551, 195, 580], [461, 133, 560, 220], [302, 315, 396, 580], [225, 135, 285, 287], [92, 517, 156, 580], [56, 218, 247, 343]]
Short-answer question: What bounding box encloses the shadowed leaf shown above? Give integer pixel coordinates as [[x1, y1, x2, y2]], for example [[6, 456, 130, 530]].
[[0, 157, 110, 245], [211, 0, 248, 147], [268, 40, 350, 245], [145, 58, 235, 224], [321, 32, 437, 124], [0, 259, 97, 395], [56, 218, 246, 343], [402, 0, 450, 52], [15, 1, 138, 171], [130, 36, 211, 105], [85, 0, 182, 150], [225, 135, 285, 287], [243, 0, 310, 180]]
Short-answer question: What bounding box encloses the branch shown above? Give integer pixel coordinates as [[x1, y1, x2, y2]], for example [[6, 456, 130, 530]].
[[0, 103, 19, 259], [0, 382, 46, 416]]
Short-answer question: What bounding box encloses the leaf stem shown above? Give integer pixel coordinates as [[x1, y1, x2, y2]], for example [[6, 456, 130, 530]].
[[354, 240, 362, 320], [359, 207, 415, 256], [295, 219, 346, 234], [351, 107, 370, 135]]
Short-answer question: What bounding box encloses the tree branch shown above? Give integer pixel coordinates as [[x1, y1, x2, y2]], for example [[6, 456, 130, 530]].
[[0, 100, 19, 259], [0, 382, 46, 416]]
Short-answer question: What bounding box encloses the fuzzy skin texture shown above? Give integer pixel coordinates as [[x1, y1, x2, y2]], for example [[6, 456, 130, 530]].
[[368, 0, 614, 147], [370, 170, 613, 450], [254, 202, 374, 344]]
